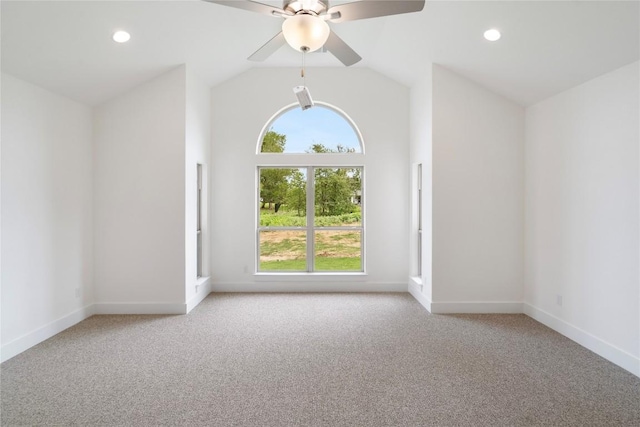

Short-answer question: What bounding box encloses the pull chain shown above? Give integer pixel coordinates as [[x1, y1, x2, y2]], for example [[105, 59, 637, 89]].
[[301, 47, 307, 88]]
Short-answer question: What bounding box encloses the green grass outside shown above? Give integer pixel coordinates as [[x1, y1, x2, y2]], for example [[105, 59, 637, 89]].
[[260, 256, 362, 272], [260, 208, 361, 227], [259, 208, 362, 272]]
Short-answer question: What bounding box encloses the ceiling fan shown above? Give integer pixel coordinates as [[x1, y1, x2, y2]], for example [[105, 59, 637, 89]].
[[203, 0, 426, 66]]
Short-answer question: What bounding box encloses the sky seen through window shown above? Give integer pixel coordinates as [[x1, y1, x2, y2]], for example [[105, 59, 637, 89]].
[[268, 105, 361, 153]]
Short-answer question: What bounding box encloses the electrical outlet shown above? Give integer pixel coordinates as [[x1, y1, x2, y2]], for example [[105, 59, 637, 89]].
[[243, 265, 248, 274], [75, 288, 81, 298], [556, 294, 563, 306]]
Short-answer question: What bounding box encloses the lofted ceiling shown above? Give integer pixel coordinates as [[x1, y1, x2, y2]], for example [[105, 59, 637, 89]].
[[1, 0, 638, 107]]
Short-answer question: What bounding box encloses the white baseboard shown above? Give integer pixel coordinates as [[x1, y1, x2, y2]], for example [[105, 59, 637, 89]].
[[93, 302, 186, 315], [211, 282, 406, 292], [388, 290, 639, 378], [187, 277, 212, 313], [2, 297, 205, 362], [524, 303, 640, 377], [408, 279, 432, 312], [5, 296, 636, 380], [1, 305, 95, 363], [430, 301, 523, 314]]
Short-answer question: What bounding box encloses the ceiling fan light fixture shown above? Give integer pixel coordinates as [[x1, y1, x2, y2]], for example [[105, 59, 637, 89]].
[[282, 14, 330, 53]]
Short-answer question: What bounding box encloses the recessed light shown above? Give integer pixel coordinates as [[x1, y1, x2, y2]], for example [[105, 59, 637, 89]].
[[483, 29, 501, 42], [112, 30, 131, 43]]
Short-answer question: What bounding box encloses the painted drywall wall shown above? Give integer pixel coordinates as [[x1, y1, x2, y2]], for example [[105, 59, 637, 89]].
[[93, 66, 186, 307], [185, 68, 212, 306], [1, 73, 93, 357], [525, 61, 639, 373], [408, 69, 433, 306], [431, 65, 525, 309], [210, 68, 409, 291]]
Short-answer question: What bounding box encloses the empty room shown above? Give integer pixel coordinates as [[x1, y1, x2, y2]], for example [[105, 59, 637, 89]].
[[1, 0, 639, 425]]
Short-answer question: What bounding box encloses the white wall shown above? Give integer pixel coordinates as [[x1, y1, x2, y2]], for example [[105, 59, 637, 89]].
[[211, 68, 409, 291], [525, 61, 639, 375], [1, 73, 93, 360], [431, 65, 525, 311], [408, 68, 433, 306], [93, 66, 186, 309], [185, 68, 212, 308]]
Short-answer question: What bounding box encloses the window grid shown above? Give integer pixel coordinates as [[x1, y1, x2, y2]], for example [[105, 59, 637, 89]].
[[257, 166, 363, 273]]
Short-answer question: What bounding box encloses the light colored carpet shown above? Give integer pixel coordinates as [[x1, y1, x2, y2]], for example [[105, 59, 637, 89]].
[[1, 293, 639, 426]]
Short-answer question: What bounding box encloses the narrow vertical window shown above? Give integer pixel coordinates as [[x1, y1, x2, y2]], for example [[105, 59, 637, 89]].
[[197, 163, 203, 278], [417, 163, 423, 277]]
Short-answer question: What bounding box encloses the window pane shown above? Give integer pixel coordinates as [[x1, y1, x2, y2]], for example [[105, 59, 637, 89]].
[[314, 230, 362, 272], [259, 230, 307, 271], [259, 168, 306, 226], [314, 168, 362, 226], [262, 106, 362, 153]]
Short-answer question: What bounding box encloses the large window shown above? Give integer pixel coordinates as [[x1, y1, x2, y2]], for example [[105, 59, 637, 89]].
[[257, 103, 364, 273], [258, 166, 363, 272]]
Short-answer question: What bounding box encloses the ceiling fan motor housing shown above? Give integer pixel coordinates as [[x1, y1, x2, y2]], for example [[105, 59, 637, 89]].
[[283, 0, 329, 16]]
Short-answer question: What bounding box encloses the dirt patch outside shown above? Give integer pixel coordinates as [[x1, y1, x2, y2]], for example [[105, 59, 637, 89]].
[[260, 229, 360, 261]]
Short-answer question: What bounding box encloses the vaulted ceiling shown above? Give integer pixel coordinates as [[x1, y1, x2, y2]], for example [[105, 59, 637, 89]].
[[2, 0, 638, 106]]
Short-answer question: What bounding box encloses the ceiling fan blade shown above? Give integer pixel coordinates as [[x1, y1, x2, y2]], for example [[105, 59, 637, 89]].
[[324, 31, 362, 66], [248, 31, 286, 61], [327, 0, 425, 23], [202, 0, 288, 18]]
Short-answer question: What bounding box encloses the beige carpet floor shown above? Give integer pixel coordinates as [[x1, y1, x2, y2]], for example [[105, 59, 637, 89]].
[[1, 293, 639, 426]]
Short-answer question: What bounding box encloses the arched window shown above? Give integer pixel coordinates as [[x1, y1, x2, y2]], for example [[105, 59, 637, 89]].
[[258, 103, 363, 154], [256, 103, 365, 273]]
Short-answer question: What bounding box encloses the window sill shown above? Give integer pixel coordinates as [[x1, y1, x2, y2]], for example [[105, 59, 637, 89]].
[[254, 272, 368, 282], [196, 276, 210, 289]]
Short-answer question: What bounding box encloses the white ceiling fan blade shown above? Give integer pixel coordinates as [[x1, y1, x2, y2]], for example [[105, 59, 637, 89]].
[[248, 31, 287, 61], [327, 0, 425, 23], [324, 31, 362, 66], [203, 0, 289, 18]]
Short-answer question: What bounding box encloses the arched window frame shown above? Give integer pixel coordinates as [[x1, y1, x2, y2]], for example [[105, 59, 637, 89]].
[[256, 102, 365, 155], [255, 102, 366, 275]]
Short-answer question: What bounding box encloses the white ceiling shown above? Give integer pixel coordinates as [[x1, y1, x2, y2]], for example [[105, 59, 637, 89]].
[[2, 0, 638, 106]]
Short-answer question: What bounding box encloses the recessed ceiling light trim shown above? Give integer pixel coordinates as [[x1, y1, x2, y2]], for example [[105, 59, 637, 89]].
[[484, 28, 501, 42], [112, 30, 131, 43]]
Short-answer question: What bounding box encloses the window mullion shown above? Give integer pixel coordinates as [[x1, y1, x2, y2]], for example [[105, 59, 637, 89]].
[[306, 166, 315, 272]]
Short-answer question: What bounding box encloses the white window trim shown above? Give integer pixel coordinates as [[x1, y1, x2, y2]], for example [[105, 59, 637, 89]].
[[254, 272, 368, 281], [256, 102, 365, 155], [256, 166, 365, 274], [254, 100, 367, 274], [255, 101, 366, 276]]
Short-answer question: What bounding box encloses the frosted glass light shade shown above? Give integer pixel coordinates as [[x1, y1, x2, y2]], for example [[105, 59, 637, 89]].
[[282, 14, 330, 52]]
